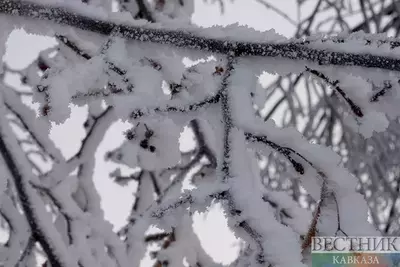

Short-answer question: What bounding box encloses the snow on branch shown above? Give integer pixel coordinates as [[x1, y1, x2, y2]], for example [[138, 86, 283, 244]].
[[2, 0, 400, 73]]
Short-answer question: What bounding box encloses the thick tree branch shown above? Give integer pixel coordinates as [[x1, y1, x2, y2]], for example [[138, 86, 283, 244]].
[[2, 1, 400, 72]]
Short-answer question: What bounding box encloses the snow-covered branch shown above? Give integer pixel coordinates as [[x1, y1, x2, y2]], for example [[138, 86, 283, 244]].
[[2, 0, 400, 73]]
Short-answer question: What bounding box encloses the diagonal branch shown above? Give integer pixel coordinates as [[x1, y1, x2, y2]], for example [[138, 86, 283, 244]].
[[2, 1, 400, 72], [0, 123, 75, 267], [305, 67, 364, 118], [245, 133, 305, 175]]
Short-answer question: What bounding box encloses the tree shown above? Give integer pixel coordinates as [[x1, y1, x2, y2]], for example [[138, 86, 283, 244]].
[[0, 0, 397, 266]]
